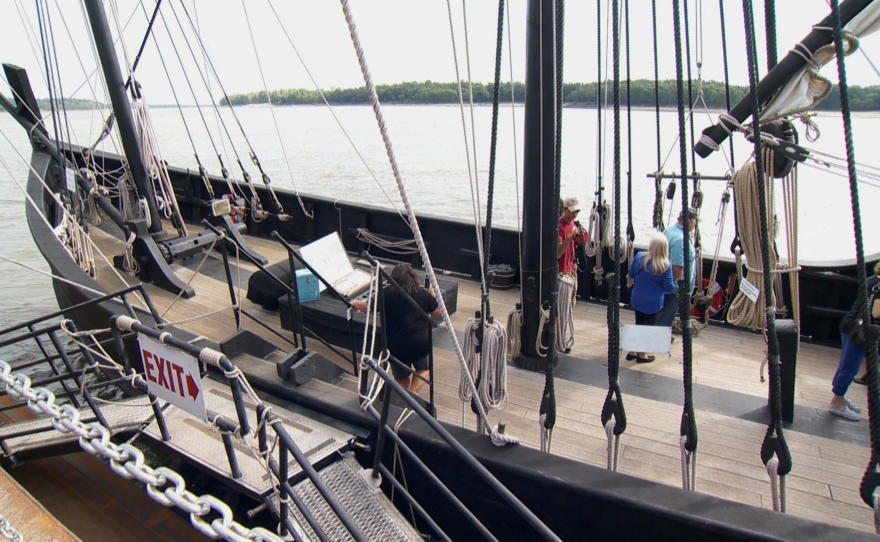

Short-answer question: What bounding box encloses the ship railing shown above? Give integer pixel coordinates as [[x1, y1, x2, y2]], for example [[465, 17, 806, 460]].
[[0, 284, 165, 457], [113, 314, 369, 541], [121, 310, 556, 541], [358, 356, 561, 542], [201, 220, 361, 371], [203, 221, 438, 414]]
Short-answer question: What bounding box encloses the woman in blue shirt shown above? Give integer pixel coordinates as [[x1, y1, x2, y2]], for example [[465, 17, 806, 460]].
[[626, 234, 676, 362]]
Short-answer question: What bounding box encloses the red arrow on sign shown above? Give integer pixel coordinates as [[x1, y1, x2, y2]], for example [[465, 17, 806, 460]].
[[186, 373, 200, 401]]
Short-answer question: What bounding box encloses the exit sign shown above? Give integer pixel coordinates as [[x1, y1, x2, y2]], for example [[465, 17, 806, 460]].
[[137, 334, 207, 421]]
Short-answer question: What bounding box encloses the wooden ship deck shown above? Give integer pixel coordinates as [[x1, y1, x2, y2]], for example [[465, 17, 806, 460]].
[[83, 225, 876, 534]]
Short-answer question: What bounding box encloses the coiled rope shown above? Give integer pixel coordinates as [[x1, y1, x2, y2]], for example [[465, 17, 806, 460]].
[[556, 274, 575, 352]]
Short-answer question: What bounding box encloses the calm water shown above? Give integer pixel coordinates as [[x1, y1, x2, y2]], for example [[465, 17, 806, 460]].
[[1, 104, 879, 336]]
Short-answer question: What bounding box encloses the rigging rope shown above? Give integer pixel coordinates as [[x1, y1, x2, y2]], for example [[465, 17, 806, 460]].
[[672, 0, 698, 489], [651, 0, 665, 232], [483, 0, 507, 322], [340, 0, 516, 447], [741, 0, 791, 512], [598, 0, 626, 472]]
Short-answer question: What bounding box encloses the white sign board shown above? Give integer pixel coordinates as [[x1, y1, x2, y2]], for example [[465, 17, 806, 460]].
[[740, 277, 761, 304], [620, 325, 673, 355], [138, 334, 207, 421], [298, 232, 354, 293]]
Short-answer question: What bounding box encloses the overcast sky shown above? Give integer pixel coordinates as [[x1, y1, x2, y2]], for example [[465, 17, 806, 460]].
[[2, 0, 880, 105]]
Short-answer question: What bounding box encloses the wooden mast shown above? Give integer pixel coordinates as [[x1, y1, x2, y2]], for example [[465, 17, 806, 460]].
[[517, 0, 559, 371]]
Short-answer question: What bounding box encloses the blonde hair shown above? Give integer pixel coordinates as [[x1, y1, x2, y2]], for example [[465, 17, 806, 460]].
[[642, 234, 671, 275]]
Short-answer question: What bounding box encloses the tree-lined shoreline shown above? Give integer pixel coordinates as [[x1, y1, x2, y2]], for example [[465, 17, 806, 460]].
[[220, 79, 880, 111]]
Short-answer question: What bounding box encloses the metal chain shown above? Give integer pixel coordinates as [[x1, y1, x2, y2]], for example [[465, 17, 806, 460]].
[[0, 359, 284, 542], [0, 515, 23, 542]]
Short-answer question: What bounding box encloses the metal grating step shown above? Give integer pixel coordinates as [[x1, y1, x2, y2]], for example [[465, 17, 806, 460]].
[[283, 452, 422, 542], [0, 395, 154, 456], [141, 377, 353, 496]]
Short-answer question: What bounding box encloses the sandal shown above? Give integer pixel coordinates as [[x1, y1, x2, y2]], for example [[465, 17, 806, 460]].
[[854, 374, 868, 385], [636, 355, 656, 363]]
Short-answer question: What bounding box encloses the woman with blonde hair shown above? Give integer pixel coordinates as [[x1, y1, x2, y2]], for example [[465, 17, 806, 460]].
[[625, 234, 676, 362]]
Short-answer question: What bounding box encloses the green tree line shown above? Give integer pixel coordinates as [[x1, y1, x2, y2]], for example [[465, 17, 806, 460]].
[[220, 79, 880, 111]]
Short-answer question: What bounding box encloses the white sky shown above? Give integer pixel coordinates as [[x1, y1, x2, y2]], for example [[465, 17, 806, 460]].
[[2, 0, 880, 105]]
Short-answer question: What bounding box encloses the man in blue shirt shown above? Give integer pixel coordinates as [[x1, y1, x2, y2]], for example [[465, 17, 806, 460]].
[[656, 208, 699, 327]]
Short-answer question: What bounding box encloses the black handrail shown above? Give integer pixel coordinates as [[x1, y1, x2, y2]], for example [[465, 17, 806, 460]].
[[271, 230, 360, 371], [0, 284, 161, 337], [123, 317, 366, 542], [361, 357, 560, 541], [365, 404, 496, 541]]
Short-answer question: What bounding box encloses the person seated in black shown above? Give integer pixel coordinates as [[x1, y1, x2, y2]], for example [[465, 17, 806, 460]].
[[352, 264, 440, 393]]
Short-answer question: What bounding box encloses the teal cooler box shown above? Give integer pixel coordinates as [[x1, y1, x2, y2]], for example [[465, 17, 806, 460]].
[[295, 269, 321, 302]]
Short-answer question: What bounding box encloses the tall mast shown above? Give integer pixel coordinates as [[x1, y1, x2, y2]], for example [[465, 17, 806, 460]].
[[84, 0, 163, 235], [517, 0, 558, 371]]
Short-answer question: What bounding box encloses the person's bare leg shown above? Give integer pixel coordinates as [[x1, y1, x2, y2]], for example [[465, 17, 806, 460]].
[[409, 370, 430, 394], [395, 375, 412, 390], [831, 394, 847, 410]]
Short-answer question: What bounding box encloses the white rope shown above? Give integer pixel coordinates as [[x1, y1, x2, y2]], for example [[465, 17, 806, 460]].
[[445, 0, 489, 302], [132, 84, 187, 235], [460, 318, 481, 403], [539, 413, 552, 454], [680, 435, 697, 491], [765, 456, 787, 513], [726, 151, 779, 331], [355, 228, 418, 255], [341, 0, 516, 447], [479, 320, 509, 411], [505, 306, 522, 361], [605, 420, 621, 471], [556, 274, 576, 352]]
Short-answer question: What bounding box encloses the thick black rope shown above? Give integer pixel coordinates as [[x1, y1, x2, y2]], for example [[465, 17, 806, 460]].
[[672, 0, 697, 454], [124, 0, 163, 91], [741, 0, 790, 477], [595, 0, 603, 212], [823, 0, 880, 506], [683, 0, 697, 181], [651, 0, 664, 232], [601, 0, 626, 439], [719, 0, 741, 256], [625, 0, 633, 246], [137, 7, 203, 167], [36, 0, 76, 219], [541, 0, 565, 435], [151, 5, 223, 161], [163, 2, 249, 175], [482, 0, 506, 323], [763, 0, 778, 71]]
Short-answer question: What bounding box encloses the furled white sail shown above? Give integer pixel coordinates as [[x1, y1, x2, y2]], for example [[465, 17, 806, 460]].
[[760, 4, 880, 122]]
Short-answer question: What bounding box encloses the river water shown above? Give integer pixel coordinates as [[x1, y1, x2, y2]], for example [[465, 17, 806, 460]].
[[1, 104, 879, 337]]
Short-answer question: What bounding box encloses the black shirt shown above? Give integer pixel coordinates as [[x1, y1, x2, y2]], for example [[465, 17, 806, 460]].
[[382, 288, 438, 363], [840, 275, 880, 332]]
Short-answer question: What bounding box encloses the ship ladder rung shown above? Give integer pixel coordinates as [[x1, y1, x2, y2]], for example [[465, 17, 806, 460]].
[[271, 452, 423, 542]]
